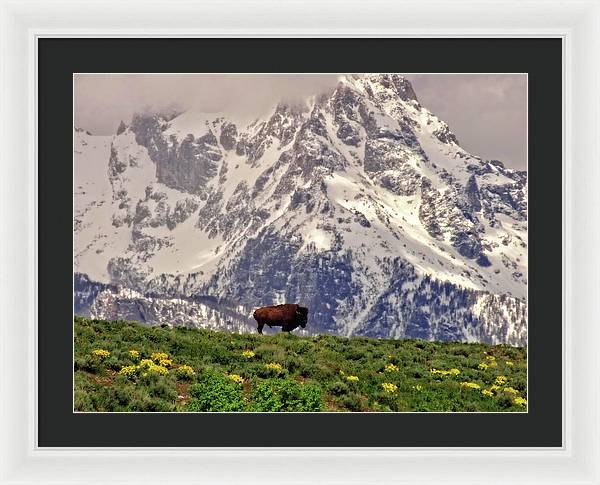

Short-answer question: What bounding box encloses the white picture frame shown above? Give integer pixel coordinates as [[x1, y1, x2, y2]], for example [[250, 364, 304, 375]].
[[1, 0, 598, 483]]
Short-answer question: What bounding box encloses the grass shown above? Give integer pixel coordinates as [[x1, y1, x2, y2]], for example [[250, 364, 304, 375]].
[[74, 316, 527, 412]]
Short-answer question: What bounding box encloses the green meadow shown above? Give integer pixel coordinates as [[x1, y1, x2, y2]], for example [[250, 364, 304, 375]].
[[74, 316, 527, 412]]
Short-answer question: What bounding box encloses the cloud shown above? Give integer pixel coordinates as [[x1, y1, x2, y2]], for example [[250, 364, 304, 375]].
[[74, 73, 526, 170], [405, 74, 527, 170], [74, 74, 340, 133]]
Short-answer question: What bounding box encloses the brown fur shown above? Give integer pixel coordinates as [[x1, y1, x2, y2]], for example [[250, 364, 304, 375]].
[[253, 303, 308, 334]]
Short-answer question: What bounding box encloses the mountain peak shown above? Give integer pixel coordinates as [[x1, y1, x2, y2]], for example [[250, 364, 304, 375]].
[[116, 120, 128, 135], [340, 74, 418, 103]]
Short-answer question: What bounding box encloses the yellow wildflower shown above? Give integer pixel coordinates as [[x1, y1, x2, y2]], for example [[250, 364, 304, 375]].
[[381, 382, 398, 393], [227, 373, 244, 384], [159, 358, 173, 367], [460, 381, 481, 390], [151, 352, 169, 362], [495, 375, 508, 385], [265, 362, 284, 373], [242, 350, 255, 359], [503, 387, 519, 395], [175, 364, 195, 378], [430, 368, 460, 377], [481, 389, 494, 397], [505, 361, 514, 367], [513, 396, 527, 407], [119, 365, 138, 377], [128, 349, 140, 359], [139, 359, 154, 369], [91, 349, 110, 358], [478, 363, 489, 370], [485, 355, 496, 361], [412, 384, 423, 392], [489, 385, 501, 393], [384, 363, 399, 373], [147, 364, 169, 376], [346, 375, 359, 382]]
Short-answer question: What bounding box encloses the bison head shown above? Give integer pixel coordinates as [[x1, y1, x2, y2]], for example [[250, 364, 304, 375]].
[[296, 306, 309, 328]]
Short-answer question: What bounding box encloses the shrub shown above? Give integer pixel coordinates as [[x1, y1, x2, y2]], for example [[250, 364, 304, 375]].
[[509, 374, 527, 393], [326, 380, 350, 396], [282, 355, 303, 373], [294, 340, 312, 355], [147, 377, 178, 401], [249, 380, 283, 412], [130, 394, 176, 412], [293, 382, 323, 411], [250, 379, 323, 412], [105, 355, 122, 371], [210, 347, 235, 365], [74, 389, 95, 411], [74, 354, 95, 372], [187, 370, 245, 412], [496, 393, 515, 409], [339, 392, 364, 411], [304, 363, 336, 382]]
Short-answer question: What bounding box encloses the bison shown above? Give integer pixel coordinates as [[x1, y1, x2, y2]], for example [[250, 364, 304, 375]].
[[253, 304, 308, 334]]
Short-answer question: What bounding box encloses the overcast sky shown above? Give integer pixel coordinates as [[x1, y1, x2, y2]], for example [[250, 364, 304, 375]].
[[75, 74, 526, 170]]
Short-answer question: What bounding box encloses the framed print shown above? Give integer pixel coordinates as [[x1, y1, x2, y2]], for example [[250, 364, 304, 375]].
[[1, 0, 599, 484], [43, 37, 560, 446]]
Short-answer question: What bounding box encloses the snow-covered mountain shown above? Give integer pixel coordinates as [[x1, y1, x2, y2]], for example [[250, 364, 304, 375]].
[[74, 74, 527, 345]]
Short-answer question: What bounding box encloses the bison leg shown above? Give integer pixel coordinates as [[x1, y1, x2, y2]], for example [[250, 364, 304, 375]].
[[257, 323, 264, 334]]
